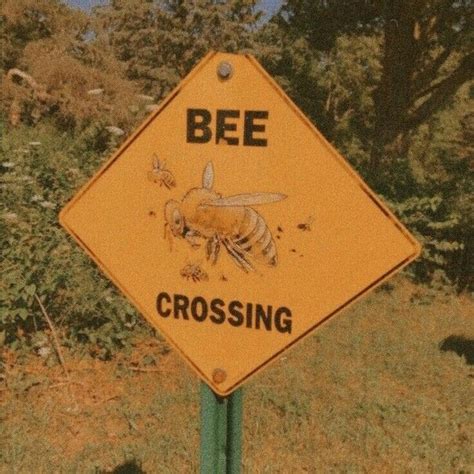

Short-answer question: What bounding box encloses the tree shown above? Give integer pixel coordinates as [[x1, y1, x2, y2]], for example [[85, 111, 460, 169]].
[[371, 0, 473, 195], [404, 84, 473, 290], [0, 0, 87, 73], [0, 0, 139, 132], [95, 0, 262, 98], [280, 0, 474, 197], [279, 0, 383, 52]]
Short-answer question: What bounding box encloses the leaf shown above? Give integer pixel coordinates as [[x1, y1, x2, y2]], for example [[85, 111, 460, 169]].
[[17, 308, 29, 320], [25, 284, 36, 296], [143, 354, 156, 366]]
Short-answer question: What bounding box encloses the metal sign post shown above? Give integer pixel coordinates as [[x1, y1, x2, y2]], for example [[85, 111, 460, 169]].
[[200, 384, 243, 473]]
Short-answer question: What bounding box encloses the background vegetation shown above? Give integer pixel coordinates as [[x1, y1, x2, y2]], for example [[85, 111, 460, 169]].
[[0, 1, 472, 471], [1, 283, 472, 472]]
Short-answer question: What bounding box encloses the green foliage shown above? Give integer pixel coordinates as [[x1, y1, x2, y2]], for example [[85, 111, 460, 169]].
[[280, 0, 474, 199], [96, 0, 262, 97], [255, 23, 324, 128], [256, 27, 382, 169], [0, 0, 144, 132], [405, 84, 473, 290], [0, 119, 150, 355], [0, 0, 88, 73], [388, 195, 466, 289], [378, 88, 473, 291], [281, 0, 384, 51], [314, 34, 382, 166]]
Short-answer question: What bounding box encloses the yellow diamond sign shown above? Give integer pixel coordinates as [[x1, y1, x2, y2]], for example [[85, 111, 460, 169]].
[[60, 52, 420, 395]]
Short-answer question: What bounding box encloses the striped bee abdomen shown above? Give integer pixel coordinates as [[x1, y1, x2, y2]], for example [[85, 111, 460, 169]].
[[231, 207, 278, 267]]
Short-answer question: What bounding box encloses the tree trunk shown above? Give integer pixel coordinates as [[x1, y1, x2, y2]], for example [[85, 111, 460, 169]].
[[369, 0, 421, 195]]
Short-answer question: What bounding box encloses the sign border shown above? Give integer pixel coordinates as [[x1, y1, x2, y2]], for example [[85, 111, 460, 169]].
[[60, 51, 421, 395]]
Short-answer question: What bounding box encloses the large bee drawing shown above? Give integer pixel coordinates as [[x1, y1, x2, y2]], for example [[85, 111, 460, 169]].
[[147, 154, 176, 189], [164, 162, 287, 272]]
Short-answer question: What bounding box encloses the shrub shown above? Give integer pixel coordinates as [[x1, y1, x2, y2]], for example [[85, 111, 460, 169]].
[[0, 119, 149, 356]]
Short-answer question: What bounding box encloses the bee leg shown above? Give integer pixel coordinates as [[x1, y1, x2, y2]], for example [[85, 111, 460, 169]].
[[206, 235, 220, 265], [164, 223, 173, 251], [184, 232, 201, 249], [222, 239, 254, 272]]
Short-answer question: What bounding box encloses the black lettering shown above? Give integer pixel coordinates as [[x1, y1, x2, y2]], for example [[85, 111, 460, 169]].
[[275, 307, 292, 334], [244, 110, 268, 146], [174, 294, 189, 319], [216, 109, 240, 145], [191, 296, 208, 322], [187, 109, 212, 143], [158, 292, 292, 333], [210, 298, 226, 324], [255, 304, 272, 331], [156, 292, 171, 317], [246, 303, 253, 328], [228, 301, 244, 327]]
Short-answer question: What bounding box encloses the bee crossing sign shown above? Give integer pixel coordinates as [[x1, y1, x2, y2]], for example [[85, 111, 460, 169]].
[[60, 52, 420, 395]]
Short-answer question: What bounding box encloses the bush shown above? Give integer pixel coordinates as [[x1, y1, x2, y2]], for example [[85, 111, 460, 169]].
[[0, 119, 150, 357], [388, 195, 470, 291]]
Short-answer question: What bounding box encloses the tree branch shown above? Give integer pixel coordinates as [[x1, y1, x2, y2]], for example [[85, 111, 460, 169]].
[[6, 68, 52, 102], [6, 68, 39, 90], [34, 294, 69, 380], [405, 52, 474, 130], [413, 47, 452, 99]]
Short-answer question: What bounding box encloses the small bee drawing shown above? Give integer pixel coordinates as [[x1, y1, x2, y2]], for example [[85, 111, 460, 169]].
[[297, 216, 314, 231], [147, 155, 176, 189], [180, 263, 209, 282], [164, 161, 287, 272]]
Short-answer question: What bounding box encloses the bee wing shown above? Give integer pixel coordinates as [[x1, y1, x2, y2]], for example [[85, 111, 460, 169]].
[[152, 154, 160, 169], [202, 193, 287, 207], [202, 161, 214, 189], [147, 171, 158, 182]]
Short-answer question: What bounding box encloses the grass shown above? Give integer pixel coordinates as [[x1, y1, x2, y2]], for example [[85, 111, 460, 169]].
[[0, 278, 472, 473]]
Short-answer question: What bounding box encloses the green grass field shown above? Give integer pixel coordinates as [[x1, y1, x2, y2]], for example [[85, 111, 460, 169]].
[[0, 278, 472, 473]]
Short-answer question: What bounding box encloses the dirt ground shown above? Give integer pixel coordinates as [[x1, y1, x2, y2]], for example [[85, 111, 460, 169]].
[[1, 280, 473, 473]]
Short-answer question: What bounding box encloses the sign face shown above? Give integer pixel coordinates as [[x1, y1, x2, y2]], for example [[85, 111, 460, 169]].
[[60, 52, 420, 395]]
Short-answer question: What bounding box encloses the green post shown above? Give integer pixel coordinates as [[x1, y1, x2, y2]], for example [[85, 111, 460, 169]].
[[200, 383, 219, 472], [200, 383, 243, 474], [226, 388, 243, 474]]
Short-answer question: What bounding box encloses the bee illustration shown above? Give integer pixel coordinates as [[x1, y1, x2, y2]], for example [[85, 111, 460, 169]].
[[164, 161, 287, 272], [147, 155, 176, 189], [297, 216, 314, 231], [180, 263, 209, 282]]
